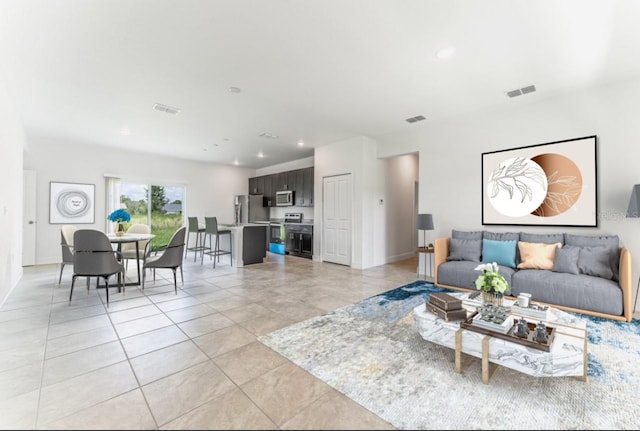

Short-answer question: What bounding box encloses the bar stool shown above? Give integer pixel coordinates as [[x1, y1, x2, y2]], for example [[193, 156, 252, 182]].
[[185, 217, 205, 261], [201, 217, 232, 268]]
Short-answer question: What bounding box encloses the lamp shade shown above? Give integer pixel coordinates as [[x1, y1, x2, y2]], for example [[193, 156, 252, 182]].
[[417, 213, 434, 230], [627, 185, 640, 218]]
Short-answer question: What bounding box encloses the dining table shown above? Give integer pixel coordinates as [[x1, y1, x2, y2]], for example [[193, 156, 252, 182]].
[[107, 232, 155, 288]]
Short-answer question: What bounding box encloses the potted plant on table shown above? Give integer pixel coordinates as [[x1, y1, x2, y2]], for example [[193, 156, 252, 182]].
[[474, 262, 510, 306], [108, 208, 131, 237]]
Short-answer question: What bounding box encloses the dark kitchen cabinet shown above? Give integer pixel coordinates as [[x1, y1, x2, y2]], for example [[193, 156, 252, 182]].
[[263, 175, 273, 206], [249, 166, 314, 207], [303, 167, 314, 206], [294, 169, 304, 206], [248, 176, 264, 195]]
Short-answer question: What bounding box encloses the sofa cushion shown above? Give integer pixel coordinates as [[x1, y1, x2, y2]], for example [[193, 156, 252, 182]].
[[437, 260, 516, 291], [511, 270, 623, 316], [519, 232, 564, 245], [564, 234, 620, 281], [517, 241, 562, 270], [578, 246, 614, 280], [483, 231, 520, 241], [447, 238, 482, 262], [452, 229, 483, 240], [482, 239, 517, 269], [553, 246, 580, 275]]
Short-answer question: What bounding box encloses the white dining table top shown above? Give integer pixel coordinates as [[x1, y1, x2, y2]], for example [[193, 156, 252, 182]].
[[106, 233, 155, 243]]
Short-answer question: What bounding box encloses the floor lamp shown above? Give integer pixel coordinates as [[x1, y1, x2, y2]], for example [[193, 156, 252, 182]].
[[626, 184, 640, 312], [417, 214, 434, 278]]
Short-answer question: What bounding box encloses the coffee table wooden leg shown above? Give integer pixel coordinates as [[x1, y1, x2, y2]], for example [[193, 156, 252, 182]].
[[455, 329, 462, 373], [482, 336, 498, 384]]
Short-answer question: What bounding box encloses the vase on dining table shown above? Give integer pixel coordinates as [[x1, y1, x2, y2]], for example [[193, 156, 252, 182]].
[[115, 222, 125, 237]]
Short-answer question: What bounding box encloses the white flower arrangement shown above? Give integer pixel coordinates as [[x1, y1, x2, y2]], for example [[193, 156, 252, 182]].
[[474, 262, 510, 294]]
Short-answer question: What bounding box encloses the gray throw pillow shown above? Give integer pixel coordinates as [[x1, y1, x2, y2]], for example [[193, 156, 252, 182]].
[[565, 234, 620, 281], [452, 230, 483, 240], [552, 246, 579, 275], [483, 231, 520, 241], [578, 246, 614, 280], [447, 238, 482, 262]]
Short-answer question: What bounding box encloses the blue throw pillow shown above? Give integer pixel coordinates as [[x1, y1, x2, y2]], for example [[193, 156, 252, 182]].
[[482, 239, 517, 269]]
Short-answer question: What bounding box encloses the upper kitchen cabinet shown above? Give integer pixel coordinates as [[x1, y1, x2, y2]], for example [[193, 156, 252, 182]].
[[248, 166, 314, 207], [303, 167, 314, 206], [248, 176, 264, 195]]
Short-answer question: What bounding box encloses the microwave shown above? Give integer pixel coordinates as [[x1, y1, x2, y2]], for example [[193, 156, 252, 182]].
[[276, 190, 294, 206]]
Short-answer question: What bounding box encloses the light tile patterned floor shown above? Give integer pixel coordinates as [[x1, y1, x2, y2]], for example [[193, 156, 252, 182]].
[[0, 252, 420, 430]]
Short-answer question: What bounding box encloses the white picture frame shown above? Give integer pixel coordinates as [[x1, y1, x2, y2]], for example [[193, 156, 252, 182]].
[[49, 181, 95, 224]]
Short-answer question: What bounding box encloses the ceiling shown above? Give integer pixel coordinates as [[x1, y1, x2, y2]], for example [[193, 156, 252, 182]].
[[2, 0, 640, 169]]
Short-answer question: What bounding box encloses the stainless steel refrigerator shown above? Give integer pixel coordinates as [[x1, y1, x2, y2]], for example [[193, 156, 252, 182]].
[[234, 195, 269, 224]]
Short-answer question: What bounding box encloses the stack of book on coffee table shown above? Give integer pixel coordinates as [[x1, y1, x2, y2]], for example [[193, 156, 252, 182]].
[[425, 292, 468, 322]]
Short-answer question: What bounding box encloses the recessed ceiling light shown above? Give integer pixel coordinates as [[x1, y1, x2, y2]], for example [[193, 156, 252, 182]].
[[258, 152, 264, 158], [435, 46, 456, 60], [298, 141, 304, 147], [233, 160, 239, 165], [229, 86, 241, 93]]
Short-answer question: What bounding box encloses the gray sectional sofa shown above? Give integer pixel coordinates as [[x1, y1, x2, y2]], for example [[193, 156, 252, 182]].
[[434, 230, 632, 322]]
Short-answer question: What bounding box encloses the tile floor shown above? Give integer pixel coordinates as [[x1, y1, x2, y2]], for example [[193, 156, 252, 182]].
[[0, 251, 422, 430]]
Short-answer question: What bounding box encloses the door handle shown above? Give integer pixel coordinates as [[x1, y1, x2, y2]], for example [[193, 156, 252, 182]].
[[28, 221, 35, 224]]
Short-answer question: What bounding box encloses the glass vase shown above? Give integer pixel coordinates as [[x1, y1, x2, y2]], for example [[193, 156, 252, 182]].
[[115, 222, 125, 237], [482, 290, 504, 307]]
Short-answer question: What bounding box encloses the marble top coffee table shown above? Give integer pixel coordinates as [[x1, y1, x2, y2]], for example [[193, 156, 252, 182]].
[[413, 292, 588, 384]]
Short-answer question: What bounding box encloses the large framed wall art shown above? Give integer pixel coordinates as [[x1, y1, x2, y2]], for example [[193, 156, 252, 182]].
[[481, 135, 597, 227], [49, 181, 95, 224]]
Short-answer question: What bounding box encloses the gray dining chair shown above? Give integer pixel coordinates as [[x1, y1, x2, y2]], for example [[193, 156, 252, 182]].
[[142, 226, 186, 294], [58, 224, 77, 287], [70, 229, 125, 307]]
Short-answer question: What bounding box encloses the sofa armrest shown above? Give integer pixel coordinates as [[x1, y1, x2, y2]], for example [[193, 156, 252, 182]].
[[434, 237, 450, 285], [619, 247, 633, 322]]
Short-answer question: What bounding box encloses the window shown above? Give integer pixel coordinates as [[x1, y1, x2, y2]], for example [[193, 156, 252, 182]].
[[106, 177, 185, 250]]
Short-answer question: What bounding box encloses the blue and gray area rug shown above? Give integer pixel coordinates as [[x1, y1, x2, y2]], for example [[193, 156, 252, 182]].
[[258, 281, 640, 430]]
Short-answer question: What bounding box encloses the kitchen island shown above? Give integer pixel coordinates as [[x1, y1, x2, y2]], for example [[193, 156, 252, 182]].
[[218, 223, 268, 267]]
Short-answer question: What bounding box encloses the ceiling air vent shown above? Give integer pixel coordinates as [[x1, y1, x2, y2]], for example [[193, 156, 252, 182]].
[[153, 103, 181, 115], [405, 115, 426, 124], [506, 85, 536, 98]]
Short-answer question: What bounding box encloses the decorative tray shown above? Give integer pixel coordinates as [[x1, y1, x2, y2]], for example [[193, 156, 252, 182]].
[[460, 312, 556, 352]]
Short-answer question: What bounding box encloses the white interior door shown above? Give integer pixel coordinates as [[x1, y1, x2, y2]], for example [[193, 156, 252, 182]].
[[322, 174, 351, 266], [22, 169, 37, 266]]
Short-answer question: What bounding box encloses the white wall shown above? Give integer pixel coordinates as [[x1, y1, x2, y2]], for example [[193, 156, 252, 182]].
[[24, 138, 254, 265], [377, 76, 640, 294], [0, 76, 26, 305], [314, 136, 379, 269]]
